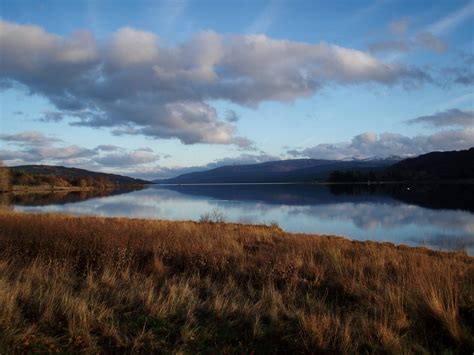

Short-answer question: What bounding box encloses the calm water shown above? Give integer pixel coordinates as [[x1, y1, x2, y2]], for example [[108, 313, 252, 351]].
[[5, 183, 474, 254]]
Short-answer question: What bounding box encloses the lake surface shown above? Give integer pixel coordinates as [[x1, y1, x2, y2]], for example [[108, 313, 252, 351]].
[[4, 183, 474, 254]]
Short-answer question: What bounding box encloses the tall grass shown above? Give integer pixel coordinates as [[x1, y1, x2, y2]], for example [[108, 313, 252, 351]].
[[0, 211, 472, 353]]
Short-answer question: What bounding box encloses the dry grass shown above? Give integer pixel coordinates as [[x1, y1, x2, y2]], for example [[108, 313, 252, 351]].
[[0, 211, 472, 353]]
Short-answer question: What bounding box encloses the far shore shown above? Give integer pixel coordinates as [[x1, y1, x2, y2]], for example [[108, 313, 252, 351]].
[[154, 179, 474, 186], [3, 183, 149, 194]]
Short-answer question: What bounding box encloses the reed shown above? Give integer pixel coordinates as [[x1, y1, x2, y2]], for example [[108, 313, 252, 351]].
[[0, 211, 472, 353]]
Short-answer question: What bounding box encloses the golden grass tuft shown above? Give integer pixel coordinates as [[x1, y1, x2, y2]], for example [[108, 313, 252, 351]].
[[0, 211, 472, 353]]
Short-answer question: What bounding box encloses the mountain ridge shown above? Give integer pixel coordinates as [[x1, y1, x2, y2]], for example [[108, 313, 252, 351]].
[[154, 158, 401, 184], [327, 148, 474, 182], [10, 165, 151, 185]]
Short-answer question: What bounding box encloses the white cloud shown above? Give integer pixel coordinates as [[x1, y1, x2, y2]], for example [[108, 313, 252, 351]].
[[107, 27, 159, 67], [0, 131, 160, 172], [406, 108, 474, 128], [1, 19, 431, 145], [57, 30, 98, 63], [0, 131, 62, 145], [93, 149, 159, 167], [290, 127, 474, 160]]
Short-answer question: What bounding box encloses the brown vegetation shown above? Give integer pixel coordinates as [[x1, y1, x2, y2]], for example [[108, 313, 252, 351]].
[[0, 165, 146, 195], [0, 212, 473, 353], [0, 161, 10, 192], [0, 162, 114, 193], [11, 170, 113, 190]]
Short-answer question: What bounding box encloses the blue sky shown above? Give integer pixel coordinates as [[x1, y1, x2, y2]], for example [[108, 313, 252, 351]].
[[0, 0, 473, 179]]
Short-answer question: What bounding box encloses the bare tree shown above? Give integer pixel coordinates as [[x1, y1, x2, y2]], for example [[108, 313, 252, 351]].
[[0, 161, 11, 192]]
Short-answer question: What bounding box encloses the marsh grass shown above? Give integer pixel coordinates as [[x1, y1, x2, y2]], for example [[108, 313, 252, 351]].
[[0, 211, 472, 353]]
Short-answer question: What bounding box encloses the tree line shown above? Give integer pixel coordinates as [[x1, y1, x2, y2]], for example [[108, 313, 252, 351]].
[[328, 148, 474, 183], [327, 169, 436, 183], [0, 162, 113, 191]]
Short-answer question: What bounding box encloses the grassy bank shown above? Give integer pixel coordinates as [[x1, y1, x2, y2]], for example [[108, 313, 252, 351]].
[[0, 212, 473, 353], [9, 184, 147, 193], [10, 185, 116, 192]]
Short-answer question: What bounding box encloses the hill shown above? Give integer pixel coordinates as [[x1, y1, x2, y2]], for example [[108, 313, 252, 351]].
[[388, 148, 474, 180], [154, 158, 398, 184], [10, 165, 150, 185], [328, 148, 474, 182]]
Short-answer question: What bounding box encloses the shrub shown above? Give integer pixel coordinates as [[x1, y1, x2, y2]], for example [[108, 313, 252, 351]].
[[199, 209, 226, 223]]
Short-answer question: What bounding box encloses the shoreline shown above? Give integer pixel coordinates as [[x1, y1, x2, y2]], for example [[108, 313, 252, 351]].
[[1, 210, 470, 256], [154, 179, 474, 186], [4, 184, 149, 194], [0, 211, 473, 352]]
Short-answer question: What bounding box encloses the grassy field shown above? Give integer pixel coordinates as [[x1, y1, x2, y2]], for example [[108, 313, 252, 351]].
[[0, 212, 473, 353]]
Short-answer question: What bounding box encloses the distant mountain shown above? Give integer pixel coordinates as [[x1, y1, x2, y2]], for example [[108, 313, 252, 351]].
[[10, 165, 151, 185], [340, 155, 407, 162], [154, 158, 400, 184], [153, 182, 474, 212], [328, 148, 474, 182]]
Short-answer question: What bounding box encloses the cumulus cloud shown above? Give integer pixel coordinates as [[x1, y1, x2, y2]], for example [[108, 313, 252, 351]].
[[289, 127, 474, 160], [0, 131, 160, 172], [94, 144, 122, 152], [39, 111, 65, 122], [406, 108, 474, 128], [107, 27, 159, 68], [224, 109, 240, 122], [93, 149, 159, 167], [1, 19, 432, 145]]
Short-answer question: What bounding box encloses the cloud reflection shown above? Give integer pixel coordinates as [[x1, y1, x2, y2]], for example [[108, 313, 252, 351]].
[[12, 184, 474, 254]]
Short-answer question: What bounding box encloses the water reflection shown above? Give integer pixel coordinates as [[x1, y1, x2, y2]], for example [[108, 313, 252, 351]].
[[5, 183, 474, 254], [1, 186, 144, 209], [329, 183, 474, 212]]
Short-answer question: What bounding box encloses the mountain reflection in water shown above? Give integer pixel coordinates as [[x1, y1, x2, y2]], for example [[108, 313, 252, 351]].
[[5, 183, 474, 254]]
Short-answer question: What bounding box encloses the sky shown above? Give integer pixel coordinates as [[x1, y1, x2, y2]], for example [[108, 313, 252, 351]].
[[0, 0, 473, 179]]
